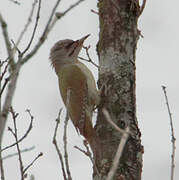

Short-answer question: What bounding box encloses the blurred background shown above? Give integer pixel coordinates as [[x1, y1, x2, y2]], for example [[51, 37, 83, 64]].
[[0, 0, 178, 179]]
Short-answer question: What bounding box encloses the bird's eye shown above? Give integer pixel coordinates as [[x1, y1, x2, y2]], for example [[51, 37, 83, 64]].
[[65, 41, 74, 49]]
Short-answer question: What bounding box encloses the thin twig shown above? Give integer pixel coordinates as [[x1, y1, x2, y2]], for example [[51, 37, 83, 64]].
[[0, 13, 15, 68], [0, 59, 9, 81], [25, 109, 34, 120], [63, 89, 72, 180], [162, 86, 176, 180], [102, 108, 130, 180], [74, 146, 88, 155], [9, 107, 24, 180], [23, 152, 43, 174], [83, 141, 100, 177], [0, 77, 10, 97], [21, 0, 41, 55], [0, 59, 10, 96], [139, 0, 146, 16], [0, 58, 10, 97], [21, 0, 62, 64], [21, 0, 86, 64], [11, 39, 22, 55], [74, 140, 101, 178], [90, 9, 99, 15], [102, 108, 128, 135], [1, 109, 33, 152], [9, 0, 20, 5], [36, 0, 86, 47], [78, 57, 99, 68], [13, 0, 38, 55], [0, 60, 21, 144], [53, 109, 67, 180], [2, 146, 35, 160], [79, 45, 99, 68], [106, 127, 130, 180], [0, 58, 9, 67], [41, 0, 62, 39], [8, 108, 42, 179], [0, 145, 5, 180], [55, 0, 85, 21]]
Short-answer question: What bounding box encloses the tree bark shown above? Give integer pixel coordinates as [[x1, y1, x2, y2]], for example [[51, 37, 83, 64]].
[[93, 0, 143, 179]]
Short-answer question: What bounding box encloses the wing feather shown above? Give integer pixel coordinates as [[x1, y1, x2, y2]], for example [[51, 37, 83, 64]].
[[58, 64, 91, 136]]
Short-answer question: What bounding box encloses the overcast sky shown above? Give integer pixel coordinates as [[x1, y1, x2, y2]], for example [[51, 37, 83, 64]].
[[1, 0, 179, 179]]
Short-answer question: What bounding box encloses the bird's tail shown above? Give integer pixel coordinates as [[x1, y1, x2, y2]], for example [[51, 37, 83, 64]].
[[77, 116, 101, 160]]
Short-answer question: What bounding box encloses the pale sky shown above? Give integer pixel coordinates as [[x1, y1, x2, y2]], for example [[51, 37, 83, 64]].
[[1, 0, 179, 179]]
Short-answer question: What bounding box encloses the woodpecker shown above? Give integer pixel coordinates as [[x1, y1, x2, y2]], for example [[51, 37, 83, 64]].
[[50, 34, 100, 145]]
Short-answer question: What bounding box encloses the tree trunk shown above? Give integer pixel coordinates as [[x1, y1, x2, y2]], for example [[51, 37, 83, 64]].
[[93, 0, 143, 179]]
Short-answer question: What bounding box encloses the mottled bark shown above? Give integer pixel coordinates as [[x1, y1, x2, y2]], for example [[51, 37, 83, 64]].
[[93, 0, 143, 179]]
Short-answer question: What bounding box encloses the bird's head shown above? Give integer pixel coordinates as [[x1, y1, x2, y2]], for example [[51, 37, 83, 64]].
[[50, 34, 90, 71]]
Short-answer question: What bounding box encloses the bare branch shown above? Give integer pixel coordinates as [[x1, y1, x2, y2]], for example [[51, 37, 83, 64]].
[[162, 86, 176, 180], [13, 0, 38, 55], [0, 59, 9, 81], [0, 58, 9, 73], [0, 145, 5, 180], [9, 0, 20, 5], [0, 60, 21, 144], [22, 0, 86, 65], [0, 0, 45, 141], [0, 58, 10, 100], [79, 45, 99, 68], [0, 77, 10, 97], [2, 146, 35, 160], [74, 145, 87, 155], [23, 152, 43, 174], [1, 108, 33, 152], [139, 0, 146, 16], [25, 109, 34, 120], [21, 0, 41, 56], [78, 56, 99, 68], [0, 58, 4, 179], [53, 0, 86, 33], [41, 0, 62, 39], [0, 58, 9, 67], [53, 109, 67, 180], [21, 0, 61, 64], [8, 107, 42, 179], [106, 127, 130, 180], [55, 0, 85, 20], [11, 39, 22, 55], [0, 13, 15, 68], [90, 9, 99, 15], [74, 140, 101, 178], [63, 89, 72, 180], [102, 108, 130, 180], [102, 108, 129, 135], [9, 107, 24, 179]]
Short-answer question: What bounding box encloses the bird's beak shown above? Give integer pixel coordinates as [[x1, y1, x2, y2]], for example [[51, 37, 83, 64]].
[[77, 34, 90, 45]]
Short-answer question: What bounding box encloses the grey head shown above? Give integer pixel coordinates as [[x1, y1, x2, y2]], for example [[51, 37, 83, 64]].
[[50, 34, 90, 72]]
